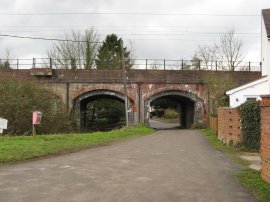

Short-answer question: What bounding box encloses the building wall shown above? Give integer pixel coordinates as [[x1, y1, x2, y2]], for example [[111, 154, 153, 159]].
[[262, 17, 270, 78], [262, 16, 270, 95], [218, 107, 242, 145], [260, 96, 270, 183], [228, 78, 268, 108]]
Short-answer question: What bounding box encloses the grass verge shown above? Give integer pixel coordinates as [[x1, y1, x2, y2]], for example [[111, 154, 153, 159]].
[[235, 169, 270, 202], [0, 125, 155, 165], [201, 128, 250, 166], [202, 128, 270, 202]]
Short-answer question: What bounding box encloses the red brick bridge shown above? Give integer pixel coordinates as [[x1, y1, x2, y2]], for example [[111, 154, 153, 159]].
[[0, 69, 261, 129]]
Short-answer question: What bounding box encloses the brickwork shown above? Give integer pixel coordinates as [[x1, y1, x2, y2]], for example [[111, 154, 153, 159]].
[[0, 69, 262, 128], [218, 107, 242, 145], [260, 96, 270, 183], [0, 69, 262, 85]]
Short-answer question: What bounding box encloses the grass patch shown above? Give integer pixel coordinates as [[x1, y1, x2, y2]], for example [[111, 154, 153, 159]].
[[235, 169, 270, 202], [0, 125, 154, 164]]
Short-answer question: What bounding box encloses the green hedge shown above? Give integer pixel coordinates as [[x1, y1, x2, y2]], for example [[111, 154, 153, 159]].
[[164, 108, 179, 119], [238, 100, 260, 151], [0, 78, 74, 135]]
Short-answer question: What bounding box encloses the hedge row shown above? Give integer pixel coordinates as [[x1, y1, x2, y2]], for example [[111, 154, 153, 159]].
[[238, 100, 260, 151], [0, 77, 74, 135]]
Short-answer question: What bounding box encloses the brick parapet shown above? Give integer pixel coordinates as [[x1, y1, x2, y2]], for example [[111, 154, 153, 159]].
[[218, 107, 242, 145]]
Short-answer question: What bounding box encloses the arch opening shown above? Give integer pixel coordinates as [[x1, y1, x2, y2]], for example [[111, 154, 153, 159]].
[[73, 90, 134, 132], [145, 91, 204, 129]]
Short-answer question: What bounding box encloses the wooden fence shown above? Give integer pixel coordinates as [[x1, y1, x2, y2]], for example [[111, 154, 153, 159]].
[[209, 115, 218, 135]]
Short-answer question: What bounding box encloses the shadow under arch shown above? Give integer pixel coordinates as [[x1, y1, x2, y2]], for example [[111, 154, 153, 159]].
[[73, 90, 134, 131], [144, 90, 204, 129]]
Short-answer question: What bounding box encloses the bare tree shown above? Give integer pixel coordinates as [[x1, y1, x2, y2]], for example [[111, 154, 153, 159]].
[[218, 29, 245, 71], [0, 47, 14, 69], [207, 73, 236, 115], [47, 27, 99, 70], [196, 45, 218, 70], [195, 28, 245, 71]]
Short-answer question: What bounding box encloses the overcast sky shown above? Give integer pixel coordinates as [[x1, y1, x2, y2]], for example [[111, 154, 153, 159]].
[[0, 0, 269, 64]]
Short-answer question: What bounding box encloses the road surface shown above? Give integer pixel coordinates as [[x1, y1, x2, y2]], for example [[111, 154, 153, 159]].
[[0, 130, 257, 202], [149, 118, 180, 129]]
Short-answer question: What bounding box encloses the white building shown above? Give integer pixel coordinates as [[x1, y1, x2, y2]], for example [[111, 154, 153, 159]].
[[226, 8, 270, 107]]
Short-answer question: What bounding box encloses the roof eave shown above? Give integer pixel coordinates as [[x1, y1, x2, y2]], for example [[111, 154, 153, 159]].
[[226, 77, 268, 95]]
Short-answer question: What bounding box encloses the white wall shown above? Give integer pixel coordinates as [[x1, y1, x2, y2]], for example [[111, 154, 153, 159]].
[[228, 79, 268, 108], [261, 16, 270, 94], [262, 17, 269, 76]]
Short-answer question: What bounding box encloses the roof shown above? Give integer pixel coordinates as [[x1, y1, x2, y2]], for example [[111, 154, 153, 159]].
[[262, 9, 270, 38], [226, 76, 267, 95]]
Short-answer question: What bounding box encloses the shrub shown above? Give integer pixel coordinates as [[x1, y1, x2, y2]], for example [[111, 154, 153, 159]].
[[150, 111, 156, 117], [192, 121, 208, 129], [164, 108, 179, 119], [0, 77, 74, 135], [238, 100, 260, 151], [156, 109, 165, 117]]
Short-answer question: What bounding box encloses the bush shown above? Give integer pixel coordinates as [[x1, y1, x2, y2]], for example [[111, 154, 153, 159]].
[[164, 108, 179, 119], [192, 121, 208, 129], [238, 100, 260, 151], [155, 109, 165, 117], [0, 77, 74, 135], [150, 111, 156, 117]]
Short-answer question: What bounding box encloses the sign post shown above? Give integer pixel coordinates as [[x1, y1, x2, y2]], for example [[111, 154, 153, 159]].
[[32, 111, 42, 136], [0, 118, 8, 134]]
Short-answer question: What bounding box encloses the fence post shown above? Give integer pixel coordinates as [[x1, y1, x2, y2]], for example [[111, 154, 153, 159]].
[[181, 59, 184, 70], [198, 60, 201, 70], [32, 58, 36, 68], [215, 61, 218, 71], [260, 62, 262, 72], [17, 59, 19, 70], [232, 61, 235, 71], [248, 61, 251, 71], [49, 58, 52, 69], [164, 59, 166, 70], [146, 59, 148, 70]]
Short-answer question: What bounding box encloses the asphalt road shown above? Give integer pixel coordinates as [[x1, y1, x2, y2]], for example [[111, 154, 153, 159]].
[[0, 130, 257, 202], [149, 119, 180, 129]]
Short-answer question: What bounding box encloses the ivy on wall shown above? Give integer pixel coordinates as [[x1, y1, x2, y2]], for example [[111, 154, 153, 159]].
[[238, 100, 260, 151]]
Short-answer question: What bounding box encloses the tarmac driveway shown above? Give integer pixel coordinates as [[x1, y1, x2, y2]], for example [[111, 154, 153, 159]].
[[0, 130, 257, 202]]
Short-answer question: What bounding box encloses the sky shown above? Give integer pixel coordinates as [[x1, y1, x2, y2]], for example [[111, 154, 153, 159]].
[[0, 0, 269, 66]]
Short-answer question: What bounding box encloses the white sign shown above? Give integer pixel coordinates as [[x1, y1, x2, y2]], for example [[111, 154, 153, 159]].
[[0, 118, 8, 131]]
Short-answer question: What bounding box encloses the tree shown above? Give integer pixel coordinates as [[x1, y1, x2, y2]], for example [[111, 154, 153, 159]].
[[0, 47, 14, 69], [86, 98, 125, 123], [218, 29, 245, 71], [195, 28, 245, 71], [95, 34, 132, 69], [47, 28, 99, 70], [207, 73, 236, 115], [151, 97, 179, 109], [191, 54, 201, 70], [0, 77, 73, 135], [196, 45, 218, 70]]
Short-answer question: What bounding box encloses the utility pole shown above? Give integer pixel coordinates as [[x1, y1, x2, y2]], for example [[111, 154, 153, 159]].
[[121, 40, 129, 127]]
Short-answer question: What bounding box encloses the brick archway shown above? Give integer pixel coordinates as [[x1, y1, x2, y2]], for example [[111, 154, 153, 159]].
[[144, 90, 205, 128], [73, 89, 135, 131]]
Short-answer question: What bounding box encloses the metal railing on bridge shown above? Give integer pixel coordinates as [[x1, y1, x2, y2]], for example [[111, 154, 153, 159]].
[[0, 58, 262, 72]]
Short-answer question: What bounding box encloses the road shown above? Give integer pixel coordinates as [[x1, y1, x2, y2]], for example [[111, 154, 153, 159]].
[[149, 118, 180, 129], [0, 130, 257, 202]]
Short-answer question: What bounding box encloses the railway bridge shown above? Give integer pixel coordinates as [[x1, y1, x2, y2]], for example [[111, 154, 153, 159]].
[[0, 68, 261, 129]]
